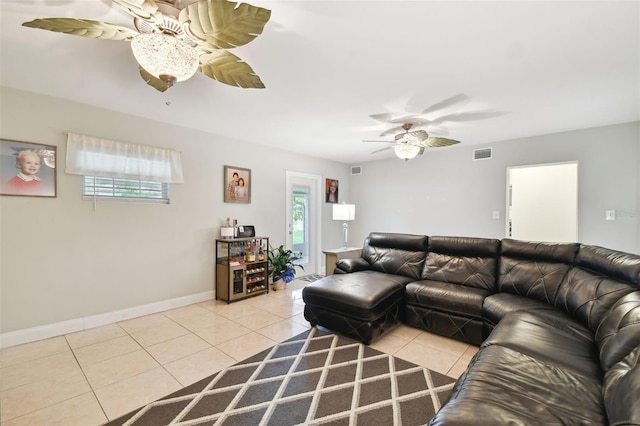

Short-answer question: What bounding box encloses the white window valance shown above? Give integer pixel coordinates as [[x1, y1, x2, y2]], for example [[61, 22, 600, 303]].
[[65, 133, 184, 183]]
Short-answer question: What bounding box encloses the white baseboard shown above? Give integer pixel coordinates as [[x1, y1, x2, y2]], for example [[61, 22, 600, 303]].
[[0, 291, 215, 349]]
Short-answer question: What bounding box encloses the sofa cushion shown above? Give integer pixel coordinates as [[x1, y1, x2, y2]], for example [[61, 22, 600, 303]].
[[483, 311, 600, 377], [483, 292, 552, 328], [575, 244, 640, 287], [406, 280, 490, 320], [498, 239, 579, 304], [596, 291, 640, 372], [361, 232, 428, 279], [334, 257, 371, 274], [602, 345, 640, 426], [423, 236, 500, 291], [555, 266, 636, 332], [428, 344, 606, 426], [302, 271, 410, 321]]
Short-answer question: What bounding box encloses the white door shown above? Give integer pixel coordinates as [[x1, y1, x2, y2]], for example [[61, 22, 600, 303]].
[[285, 171, 322, 275], [507, 162, 578, 242]]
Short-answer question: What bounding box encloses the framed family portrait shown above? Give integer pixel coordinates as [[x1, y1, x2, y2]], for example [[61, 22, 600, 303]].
[[0, 139, 57, 198], [326, 178, 338, 203], [224, 165, 251, 203]]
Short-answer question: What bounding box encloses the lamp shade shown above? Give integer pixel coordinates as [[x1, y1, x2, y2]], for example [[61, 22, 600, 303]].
[[394, 143, 420, 160], [131, 33, 199, 84], [333, 204, 356, 221]]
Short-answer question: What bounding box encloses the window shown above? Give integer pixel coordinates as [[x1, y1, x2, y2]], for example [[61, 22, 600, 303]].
[[82, 176, 170, 203], [66, 133, 182, 204]]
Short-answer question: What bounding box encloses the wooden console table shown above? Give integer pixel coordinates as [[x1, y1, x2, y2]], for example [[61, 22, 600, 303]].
[[323, 247, 362, 276]]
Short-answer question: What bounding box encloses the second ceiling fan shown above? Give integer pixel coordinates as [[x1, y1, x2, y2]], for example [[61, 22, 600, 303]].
[[364, 94, 471, 161], [365, 123, 460, 161]]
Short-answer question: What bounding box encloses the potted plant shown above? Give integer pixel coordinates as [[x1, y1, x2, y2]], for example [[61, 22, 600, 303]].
[[268, 244, 304, 290]]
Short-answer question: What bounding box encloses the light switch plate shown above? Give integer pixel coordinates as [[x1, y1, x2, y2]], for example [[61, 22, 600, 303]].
[[492, 210, 500, 219], [605, 210, 616, 221]]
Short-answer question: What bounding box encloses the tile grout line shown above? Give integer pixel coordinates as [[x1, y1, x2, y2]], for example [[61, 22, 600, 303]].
[[64, 333, 111, 425]]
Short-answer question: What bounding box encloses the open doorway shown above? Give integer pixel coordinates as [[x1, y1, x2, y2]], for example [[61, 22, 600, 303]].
[[507, 161, 578, 242]]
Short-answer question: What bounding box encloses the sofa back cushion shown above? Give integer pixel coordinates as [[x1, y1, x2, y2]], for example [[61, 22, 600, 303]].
[[423, 236, 500, 291], [596, 291, 640, 425], [574, 244, 640, 287], [596, 291, 640, 371], [362, 232, 428, 279], [555, 245, 640, 331], [602, 346, 640, 425], [498, 239, 579, 304]]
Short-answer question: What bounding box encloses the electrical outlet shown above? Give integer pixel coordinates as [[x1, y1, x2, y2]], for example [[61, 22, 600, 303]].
[[492, 210, 500, 219]]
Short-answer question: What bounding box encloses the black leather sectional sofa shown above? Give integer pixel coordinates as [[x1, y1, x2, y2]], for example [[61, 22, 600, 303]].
[[302, 232, 640, 425]]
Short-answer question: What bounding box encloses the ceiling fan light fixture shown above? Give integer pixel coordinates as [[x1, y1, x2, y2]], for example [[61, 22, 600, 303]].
[[394, 143, 420, 160], [131, 32, 199, 83]]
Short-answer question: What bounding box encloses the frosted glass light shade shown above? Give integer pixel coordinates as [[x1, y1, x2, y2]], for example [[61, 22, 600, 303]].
[[131, 33, 199, 83], [394, 143, 420, 160]]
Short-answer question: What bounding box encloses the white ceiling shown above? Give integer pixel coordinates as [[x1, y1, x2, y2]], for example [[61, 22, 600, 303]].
[[1, 1, 639, 164]]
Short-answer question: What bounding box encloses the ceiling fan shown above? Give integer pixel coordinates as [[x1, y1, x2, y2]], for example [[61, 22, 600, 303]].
[[364, 123, 460, 161], [22, 0, 271, 92], [364, 94, 508, 160]]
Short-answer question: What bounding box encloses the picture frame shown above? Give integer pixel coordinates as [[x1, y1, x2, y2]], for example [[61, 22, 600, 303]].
[[0, 139, 57, 198], [224, 165, 251, 203], [326, 178, 339, 203]]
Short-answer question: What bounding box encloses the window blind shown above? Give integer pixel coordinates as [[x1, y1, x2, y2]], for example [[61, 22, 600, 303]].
[[65, 133, 184, 183]]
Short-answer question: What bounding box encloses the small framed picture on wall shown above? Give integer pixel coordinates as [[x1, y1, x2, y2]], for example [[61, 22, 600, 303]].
[[0, 139, 57, 197], [224, 165, 251, 203], [326, 178, 338, 203]]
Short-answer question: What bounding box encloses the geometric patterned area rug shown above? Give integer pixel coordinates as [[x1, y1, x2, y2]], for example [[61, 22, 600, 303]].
[[297, 273, 325, 283], [105, 328, 456, 425]]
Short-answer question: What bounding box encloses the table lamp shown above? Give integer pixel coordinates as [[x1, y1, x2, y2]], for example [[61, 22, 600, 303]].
[[332, 203, 356, 248]]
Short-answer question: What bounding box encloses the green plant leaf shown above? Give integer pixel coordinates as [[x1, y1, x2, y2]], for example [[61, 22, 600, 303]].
[[268, 244, 304, 282]]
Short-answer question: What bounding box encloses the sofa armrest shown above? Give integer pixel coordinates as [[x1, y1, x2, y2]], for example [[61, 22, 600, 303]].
[[335, 257, 371, 274]]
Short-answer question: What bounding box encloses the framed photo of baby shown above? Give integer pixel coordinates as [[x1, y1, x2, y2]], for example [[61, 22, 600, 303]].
[[0, 139, 56, 197], [224, 165, 251, 203]]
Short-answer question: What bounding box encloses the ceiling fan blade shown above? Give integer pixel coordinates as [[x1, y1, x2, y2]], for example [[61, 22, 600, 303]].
[[22, 18, 138, 40], [421, 93, 470, 115], [379, 125, 405, 137], [199, 50, 265, 88], [371, 145, 394, 154], [426, 126, 449, 136], [429, 110, 508, 126], [370, 112, 430, 125], [139, 66, 170, 92], [386, 115, 429, 125], [405, 130, 429, 142], [179, 0, 271, 50], [369, 112, 397, 122], [417, 147, 426, 155], [423, 137, 461, 148], [112, 0, 162, 24]]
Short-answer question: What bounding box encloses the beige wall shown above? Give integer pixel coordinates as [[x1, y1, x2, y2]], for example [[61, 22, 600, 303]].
[[0, 87, 350, 336]]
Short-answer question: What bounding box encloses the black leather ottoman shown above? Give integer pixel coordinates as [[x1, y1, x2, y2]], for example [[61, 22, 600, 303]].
[[302, 270, 410, 344]]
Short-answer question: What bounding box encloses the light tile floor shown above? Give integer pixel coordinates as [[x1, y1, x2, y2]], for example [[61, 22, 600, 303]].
[[0, 279, 478, 425]]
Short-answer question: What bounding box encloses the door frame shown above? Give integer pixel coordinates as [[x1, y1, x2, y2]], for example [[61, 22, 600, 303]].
[[285, 170, 323, 275], [506, 161, 579, 242]]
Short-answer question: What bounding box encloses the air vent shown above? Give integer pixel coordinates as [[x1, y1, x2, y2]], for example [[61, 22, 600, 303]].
[[351, 165, 362, 175], [473, 148, 493, 161]]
